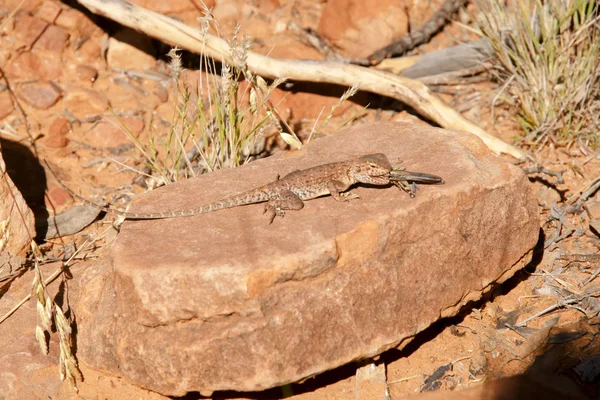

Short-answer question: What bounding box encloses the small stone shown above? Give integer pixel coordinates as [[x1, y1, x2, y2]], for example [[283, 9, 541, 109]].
[[586, 200, 600, 220], [106, 36, 156, 70], [54, 7, 85, 31], [257, 0, 280, 13], [355, 363, 388, 399], [87, 115, 144, 148], [0, 91, 14, 120], [5, 51, 63, 80], [44, 117, 71, 148], [49, 117, 70, 135], [47, 186, 72, 207], [36, 1, 62, 23], [62, 89, 108, 120], [75, 64, 98, 83], [14, 11, 48, 48], [44, 134, 69, 148], [34, 24, 69, 52], [17, 82, 61, 109], [153, 85, 169, 103], [76, 35, 103, 60], [83, 89, 109, 110]]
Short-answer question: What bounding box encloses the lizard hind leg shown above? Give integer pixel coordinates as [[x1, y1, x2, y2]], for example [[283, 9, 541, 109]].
[[327, 180, 359, 202], [263, 190, 304, 224]]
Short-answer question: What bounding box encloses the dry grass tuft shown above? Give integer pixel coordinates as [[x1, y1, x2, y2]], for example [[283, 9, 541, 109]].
[[476, 0, 600, 150], [121, 11, 300, 186], [29, 239, 96, 393], [116, 6, 360, 187]]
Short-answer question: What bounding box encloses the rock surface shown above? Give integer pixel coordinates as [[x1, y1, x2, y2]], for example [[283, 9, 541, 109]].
[[76, 122, 540, 396], [0, 144, 35, 259], [17, 81, 61, 109], [318, 0, 408, 58]]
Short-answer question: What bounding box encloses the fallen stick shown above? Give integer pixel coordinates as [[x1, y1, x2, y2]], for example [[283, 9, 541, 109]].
[[77, 0, 526, 159]]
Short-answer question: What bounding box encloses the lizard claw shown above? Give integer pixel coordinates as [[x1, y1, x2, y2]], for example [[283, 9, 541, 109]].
[[264, 204, 285, 224], [341, 192, 360, 201], [392, 180, 417, 197]]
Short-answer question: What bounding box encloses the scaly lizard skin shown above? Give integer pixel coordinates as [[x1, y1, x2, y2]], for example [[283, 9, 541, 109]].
[[45, 154, 439, 223]]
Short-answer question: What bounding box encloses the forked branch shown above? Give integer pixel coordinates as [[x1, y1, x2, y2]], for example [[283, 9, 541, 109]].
[[76, 0, 526, 159]]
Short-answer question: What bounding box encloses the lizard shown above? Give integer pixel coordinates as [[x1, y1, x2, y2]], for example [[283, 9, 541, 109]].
[[44, 154, 442, 224]]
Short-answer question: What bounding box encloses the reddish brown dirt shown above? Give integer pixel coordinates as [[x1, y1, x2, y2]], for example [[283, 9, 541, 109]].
[[0, 0, 599, 399]]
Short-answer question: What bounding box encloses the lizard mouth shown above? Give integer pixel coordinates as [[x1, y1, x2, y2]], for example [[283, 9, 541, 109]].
[[363, 175, 390, 185]]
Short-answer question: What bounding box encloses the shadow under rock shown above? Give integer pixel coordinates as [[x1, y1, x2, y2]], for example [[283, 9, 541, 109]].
[[0, 138, 48, 241]]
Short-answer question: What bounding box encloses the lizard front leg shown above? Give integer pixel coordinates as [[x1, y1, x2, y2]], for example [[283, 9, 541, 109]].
[[263, 190, 305, 224], [327, 180, 359, 202]]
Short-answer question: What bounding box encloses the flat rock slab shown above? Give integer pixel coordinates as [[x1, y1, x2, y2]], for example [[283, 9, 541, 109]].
[[77, 122, 539, 396]]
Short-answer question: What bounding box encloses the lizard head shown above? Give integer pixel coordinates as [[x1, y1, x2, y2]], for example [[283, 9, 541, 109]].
[[351, 153, 392, 185]]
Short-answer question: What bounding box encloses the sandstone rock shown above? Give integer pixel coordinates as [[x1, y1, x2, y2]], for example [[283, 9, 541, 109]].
[[34, 24, 69, 52], [152, 85, 168, 103], [106, 36, 156, 71], [0, 143, 35, 257], [355, 363, 388, 399], [36, 1, 62, 24], [46, 187, 72, 208], [48, 116, 71, 136], [17, 82, 61, 109], [317, 0, 408, 58], [44, 117, 70, 148], [54, 7, 95, 37], [75, 64, 98, 83], [76, 37, 103, 62], [0, 91, 14, 120], [5, 51, 64, 80], [14, 11, 48, 48], [87, 115, 144, 148], [2, 0, 43, 13], [76, 122, 539, 396], [256, 0, 280, 13], [43, 134, 68, 149], [62, 89, 108, 120]]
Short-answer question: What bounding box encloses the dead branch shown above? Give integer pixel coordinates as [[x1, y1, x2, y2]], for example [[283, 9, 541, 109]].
[[389, 38, 495, 79], [564, 177, 600, 214], [522, 164, 565, 184], [368, 0, 470, 65], [76, 0, 526, 159]]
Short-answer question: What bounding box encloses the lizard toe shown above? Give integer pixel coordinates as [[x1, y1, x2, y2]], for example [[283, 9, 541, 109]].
[[342, 192, 360, 201]]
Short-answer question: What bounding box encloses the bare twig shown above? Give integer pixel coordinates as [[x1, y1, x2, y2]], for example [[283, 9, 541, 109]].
[[515, 291, 600, 327], [544, 227, 575, 249], [522, 165, 565, 184], [560, 254, 600, 263], [564, 177, 600, 214], [514, 299, 577, 327], [580, 268, 600, 287], [388, 374, 422, 385]]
